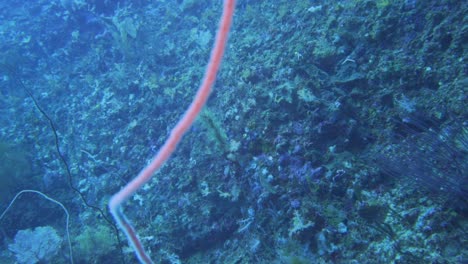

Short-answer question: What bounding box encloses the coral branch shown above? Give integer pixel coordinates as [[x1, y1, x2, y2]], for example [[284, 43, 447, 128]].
[[109, 1, 235, 263]]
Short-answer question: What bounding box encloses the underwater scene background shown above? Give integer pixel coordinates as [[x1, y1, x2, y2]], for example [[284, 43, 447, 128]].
[[0, 0, 466, 263]]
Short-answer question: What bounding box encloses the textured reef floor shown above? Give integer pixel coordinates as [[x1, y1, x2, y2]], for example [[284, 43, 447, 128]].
[[0, 0, 466, 263]]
